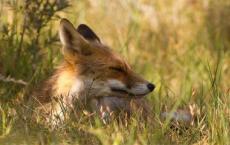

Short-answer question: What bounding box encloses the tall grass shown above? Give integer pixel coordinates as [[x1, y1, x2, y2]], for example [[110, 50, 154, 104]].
[[0, 0, 229, 144]]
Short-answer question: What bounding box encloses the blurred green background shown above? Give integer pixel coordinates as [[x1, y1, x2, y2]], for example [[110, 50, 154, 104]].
[[0, 0, 229, 144]]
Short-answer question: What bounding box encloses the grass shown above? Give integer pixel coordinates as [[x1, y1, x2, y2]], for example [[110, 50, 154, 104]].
[[0, 0, 230, 144]]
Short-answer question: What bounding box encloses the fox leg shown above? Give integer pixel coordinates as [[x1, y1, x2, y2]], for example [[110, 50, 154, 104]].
[[89, 97, 132, 124], [89, 98, 112, 124]]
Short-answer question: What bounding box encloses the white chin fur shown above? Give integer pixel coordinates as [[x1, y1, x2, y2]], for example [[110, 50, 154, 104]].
[[69, 78, 150, 99], [107, 79, 126, 89], [129, 84, 150, 95], [107, 79, 150, 96]]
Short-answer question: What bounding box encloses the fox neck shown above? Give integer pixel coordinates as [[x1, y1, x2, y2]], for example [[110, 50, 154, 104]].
[[51, 61, 87, 105]]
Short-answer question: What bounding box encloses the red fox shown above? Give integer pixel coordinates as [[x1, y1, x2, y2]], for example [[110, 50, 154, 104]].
[[31, 18, 155, 125]]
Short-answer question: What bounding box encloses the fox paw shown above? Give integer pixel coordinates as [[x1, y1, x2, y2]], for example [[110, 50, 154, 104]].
[[101, 111, 111, 124]]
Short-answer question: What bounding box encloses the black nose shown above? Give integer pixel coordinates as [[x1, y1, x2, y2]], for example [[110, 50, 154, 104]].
[[147, 83, 155, 91]]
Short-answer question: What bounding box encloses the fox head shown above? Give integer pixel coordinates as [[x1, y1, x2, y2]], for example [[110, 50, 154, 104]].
[[58, 18, 155, 100]]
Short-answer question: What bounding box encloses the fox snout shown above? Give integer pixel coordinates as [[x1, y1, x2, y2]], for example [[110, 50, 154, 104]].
[[147, 83, 155, 91], [107, 79, 155, 98]]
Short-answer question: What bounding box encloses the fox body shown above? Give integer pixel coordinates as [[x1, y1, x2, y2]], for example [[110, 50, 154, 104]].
[[31, 19, 155, 125]]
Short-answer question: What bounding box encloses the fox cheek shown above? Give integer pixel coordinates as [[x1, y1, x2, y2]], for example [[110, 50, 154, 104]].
[[107, 79, 126, 89]]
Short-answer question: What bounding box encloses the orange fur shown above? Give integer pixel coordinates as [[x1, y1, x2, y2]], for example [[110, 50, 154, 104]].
[[31, 19, 155, 125]]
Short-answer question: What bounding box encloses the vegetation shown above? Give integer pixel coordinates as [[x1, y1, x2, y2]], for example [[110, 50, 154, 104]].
[[0, 0, 229, 144]]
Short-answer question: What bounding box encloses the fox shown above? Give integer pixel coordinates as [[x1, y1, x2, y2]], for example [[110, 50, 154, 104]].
[[30, 18, 155, 126]]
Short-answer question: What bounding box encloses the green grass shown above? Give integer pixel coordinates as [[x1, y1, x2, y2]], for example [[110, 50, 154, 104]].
[[0, 0, 230, 144]]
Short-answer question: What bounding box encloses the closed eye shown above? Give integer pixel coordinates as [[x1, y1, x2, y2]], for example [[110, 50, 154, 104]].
[[109, 66, 124, 73]]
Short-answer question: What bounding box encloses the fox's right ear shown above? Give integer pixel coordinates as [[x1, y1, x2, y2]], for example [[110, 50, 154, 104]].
[[59, 18, 89, 55], [77, 24, 101, 43]]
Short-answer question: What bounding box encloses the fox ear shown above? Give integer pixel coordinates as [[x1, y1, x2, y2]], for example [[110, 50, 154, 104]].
[[59, 19, 91, 55], [59, 18, 78, 47], [77, 24, 101, 43]]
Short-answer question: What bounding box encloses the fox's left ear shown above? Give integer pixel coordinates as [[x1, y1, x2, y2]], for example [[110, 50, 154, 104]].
[[59, 18, 93, 56], [77, 24, 101, 43]]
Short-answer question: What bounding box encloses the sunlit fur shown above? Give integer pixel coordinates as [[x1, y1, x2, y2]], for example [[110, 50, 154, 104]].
[[31, 19, 154, 125]]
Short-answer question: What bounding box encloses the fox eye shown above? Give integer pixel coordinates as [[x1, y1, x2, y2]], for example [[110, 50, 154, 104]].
[[109, 66, 124, 73]]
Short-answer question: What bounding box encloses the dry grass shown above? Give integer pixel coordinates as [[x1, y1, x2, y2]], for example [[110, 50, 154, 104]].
[[0, 0, 230, 144]]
